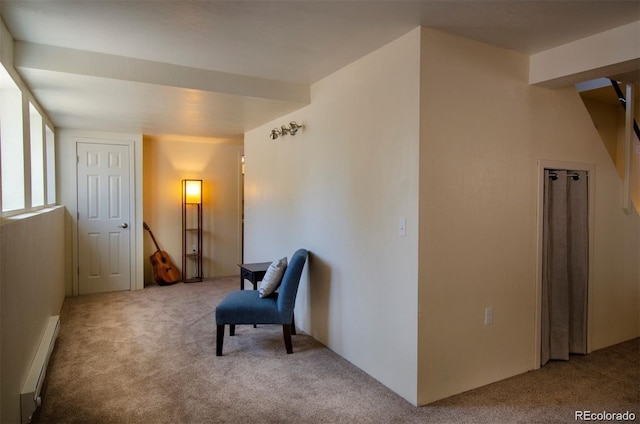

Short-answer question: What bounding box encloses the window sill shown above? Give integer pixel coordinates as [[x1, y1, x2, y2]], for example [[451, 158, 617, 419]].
[[0, 205, 63, 226]]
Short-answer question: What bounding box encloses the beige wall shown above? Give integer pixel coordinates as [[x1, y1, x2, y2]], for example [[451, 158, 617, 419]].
[[418, 28, 537, 404], [582, 94, 640, 212], [623, 92, 640, 212], [244, 29, 421, 404], [244, 25, 640, 407], [142, 137, 243, 282], [581, 98, 621, 167], [58, 131, 243, 290], [0, 207, 66, 424], [1, 12, 637, 418], [418, 27, 640, 404]]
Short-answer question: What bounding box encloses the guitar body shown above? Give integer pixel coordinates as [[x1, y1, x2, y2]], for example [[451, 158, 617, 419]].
[[149, 250, 181, 285], [144, 222, 181, 285]]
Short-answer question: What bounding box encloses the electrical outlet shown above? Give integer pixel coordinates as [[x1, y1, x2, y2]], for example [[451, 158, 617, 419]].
[[484, 307, 493, 325], [398, 218, 406, 237]]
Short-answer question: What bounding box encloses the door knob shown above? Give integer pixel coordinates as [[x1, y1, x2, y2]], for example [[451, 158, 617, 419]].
[[119, 223, 129, 229]]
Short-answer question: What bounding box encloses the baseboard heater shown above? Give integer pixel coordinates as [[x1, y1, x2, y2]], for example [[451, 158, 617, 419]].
[[20, 316, 60, 424]]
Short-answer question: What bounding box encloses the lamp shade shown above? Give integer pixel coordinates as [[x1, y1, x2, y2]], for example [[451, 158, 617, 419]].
[[183, 179, 202, 204]]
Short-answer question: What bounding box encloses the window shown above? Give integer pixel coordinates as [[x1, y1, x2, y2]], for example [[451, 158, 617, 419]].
[[0, 65, 24, 213], [0, 63, 55, 216], [30, 102, 44, 207], [46, 125, 56, 205]]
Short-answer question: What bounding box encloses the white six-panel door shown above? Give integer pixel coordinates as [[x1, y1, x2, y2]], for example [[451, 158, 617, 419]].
[[77, 142, 131, 294]]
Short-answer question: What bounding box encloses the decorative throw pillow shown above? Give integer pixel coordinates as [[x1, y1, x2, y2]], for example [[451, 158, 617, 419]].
[[258, 257, 288, 298]]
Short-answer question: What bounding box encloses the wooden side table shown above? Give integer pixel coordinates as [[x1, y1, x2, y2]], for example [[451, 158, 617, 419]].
[[238, 262, 271, 290]]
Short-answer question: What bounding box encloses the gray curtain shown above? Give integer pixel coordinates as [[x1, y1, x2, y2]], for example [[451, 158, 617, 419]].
[[541, 169, 589, 366]]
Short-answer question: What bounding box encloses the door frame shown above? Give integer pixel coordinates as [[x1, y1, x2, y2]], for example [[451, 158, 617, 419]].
[[534, 159, 596, 369], [72, 137, 140, 295]]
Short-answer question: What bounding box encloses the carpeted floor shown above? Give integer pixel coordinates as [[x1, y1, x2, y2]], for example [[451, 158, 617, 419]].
[[33, 277, 639, 424]]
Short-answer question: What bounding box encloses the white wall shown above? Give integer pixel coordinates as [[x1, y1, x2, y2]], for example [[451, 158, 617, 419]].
[[0, 20, 64, 422], [244, 28, 421, 405], [0, 207, 66, 424], [529, 20, 640, 87], [58, 129, 144, 294], [418, 27, 640, 404]]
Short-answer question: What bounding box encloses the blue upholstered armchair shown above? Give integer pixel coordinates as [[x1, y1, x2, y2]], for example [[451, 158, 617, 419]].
[[215, 249, 308, 355]]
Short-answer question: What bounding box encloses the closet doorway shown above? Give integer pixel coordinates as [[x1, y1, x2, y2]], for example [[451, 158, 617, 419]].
[[535, 161, 594, 368]]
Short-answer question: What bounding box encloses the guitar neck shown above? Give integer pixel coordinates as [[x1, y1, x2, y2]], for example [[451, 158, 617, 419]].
[[149, 232, 162, 253], [143, 222, 162, 252]]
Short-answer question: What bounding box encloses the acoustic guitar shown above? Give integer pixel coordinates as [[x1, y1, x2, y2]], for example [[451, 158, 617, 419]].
[[143, 222, 181, 285]]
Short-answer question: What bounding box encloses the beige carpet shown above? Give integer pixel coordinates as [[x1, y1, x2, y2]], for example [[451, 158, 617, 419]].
[[33, 277, 639, 424]]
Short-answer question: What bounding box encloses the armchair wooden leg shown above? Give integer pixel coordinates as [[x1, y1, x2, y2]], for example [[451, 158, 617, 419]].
[[291, 314, 296, 335], [283, 324, 293, 354], [230, 324, 235, 336], [216, 325, 224, 356]]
